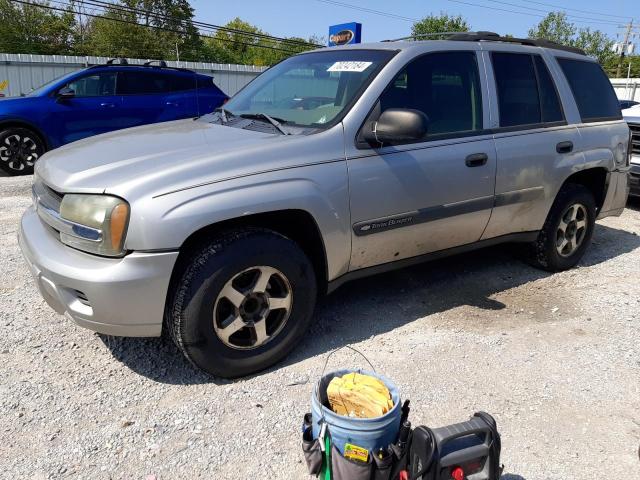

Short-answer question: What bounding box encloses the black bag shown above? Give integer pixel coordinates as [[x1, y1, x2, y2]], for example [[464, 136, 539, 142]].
[[407, 412, 502, 480]]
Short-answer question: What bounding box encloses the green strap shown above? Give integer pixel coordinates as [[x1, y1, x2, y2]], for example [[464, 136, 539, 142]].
[[320, 434, 332, 480]]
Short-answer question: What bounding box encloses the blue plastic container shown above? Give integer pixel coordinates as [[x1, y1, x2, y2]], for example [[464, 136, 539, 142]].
[[311, 368, 402, 455]]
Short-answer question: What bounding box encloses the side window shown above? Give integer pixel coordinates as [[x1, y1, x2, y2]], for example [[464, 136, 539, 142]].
[[117, 71, 172, 95], [377, 51, 483, 137], [171, 73, 196, 92], [533, 56, 564, 123], [557, 58, 621, 122], [197, 76, 214, 89], [65, 73, 116, 97], [492, 53, 541, 127]]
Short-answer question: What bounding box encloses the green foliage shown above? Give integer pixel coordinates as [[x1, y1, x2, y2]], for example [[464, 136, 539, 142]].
[[0, 0, 76, 54], [0, 0, 315, 65], [528, 12, 615, 65], [411, 13, 470, 39], [201, 18, 314, 66], [603, 55, 640, 78]]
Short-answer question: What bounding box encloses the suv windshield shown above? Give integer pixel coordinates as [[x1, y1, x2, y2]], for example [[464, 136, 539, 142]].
[[218, 49, 395, 128]]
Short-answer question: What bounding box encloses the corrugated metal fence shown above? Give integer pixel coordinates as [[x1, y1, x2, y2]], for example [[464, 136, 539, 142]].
[[611, 78, 640, 102], [1, 53, 638, 104], [0, 53, 267, 98]]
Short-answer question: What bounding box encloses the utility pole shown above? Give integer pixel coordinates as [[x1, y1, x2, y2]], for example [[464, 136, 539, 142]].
[[616, 20, 634, 78], [176, 41, 180, 65]]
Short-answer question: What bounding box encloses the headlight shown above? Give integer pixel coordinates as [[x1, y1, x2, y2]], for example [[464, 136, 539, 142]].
[[59, 194, 130, 257]]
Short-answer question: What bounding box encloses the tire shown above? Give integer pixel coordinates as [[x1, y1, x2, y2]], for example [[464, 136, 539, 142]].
[[528, 183, 596, 272], [0, 127, 45, 175], [167, 228, 317, 378]]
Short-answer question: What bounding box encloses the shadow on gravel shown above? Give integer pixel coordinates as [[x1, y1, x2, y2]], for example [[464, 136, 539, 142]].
[[99, 222, 640, 384], [501, 475, 527, 480]]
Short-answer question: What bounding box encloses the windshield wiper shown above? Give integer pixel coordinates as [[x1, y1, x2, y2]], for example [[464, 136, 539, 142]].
[[214, 107, 235, 123], [240, 113, 291, 135]]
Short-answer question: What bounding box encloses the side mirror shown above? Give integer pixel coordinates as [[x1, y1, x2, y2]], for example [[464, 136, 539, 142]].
[[363, 108, 429, 145], [56, 87, 75, 100]]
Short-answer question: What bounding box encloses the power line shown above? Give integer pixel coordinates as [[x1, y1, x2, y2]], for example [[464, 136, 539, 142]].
[[315, 0, 419, 22], [509, 0, 630, 20], [10, 0, 306, 55], [477, 0, 621, 26], [447, 0, 624, 28], [82, 0, 321, 48]]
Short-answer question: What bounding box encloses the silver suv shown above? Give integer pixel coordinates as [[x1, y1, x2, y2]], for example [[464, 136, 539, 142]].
[[622, 107, 640, 196], [20, 33, 631, 378]]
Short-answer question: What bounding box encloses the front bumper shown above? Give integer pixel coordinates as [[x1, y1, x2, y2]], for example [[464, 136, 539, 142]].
[[630, 160, 640, 197], [19, 207, 179, 337]]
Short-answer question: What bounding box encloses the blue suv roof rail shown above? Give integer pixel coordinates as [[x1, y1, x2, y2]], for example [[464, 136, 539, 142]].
[[89, 59, 195, 73], [106, 58, 129, 65]]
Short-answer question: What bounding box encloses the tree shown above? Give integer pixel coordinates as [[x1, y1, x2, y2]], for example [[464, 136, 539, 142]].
[[528, 12, 575, 45], [573, 28, 615, 65], [83, 0, 202, 60], [411, 13, 470, 39], [0, 0, 76, 55], [202, 18, 315, 66], [529, 12, 614, 66]]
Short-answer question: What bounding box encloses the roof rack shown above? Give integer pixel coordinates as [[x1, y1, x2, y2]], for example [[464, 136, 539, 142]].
[[143, 60, 168, 68], [384, 31, 586, 56], [106, 57, 128, 65], [90, 58, 194, 73]]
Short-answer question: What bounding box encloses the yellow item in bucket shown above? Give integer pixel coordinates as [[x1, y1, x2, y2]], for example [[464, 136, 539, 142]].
[[327, 372, 394, 418]]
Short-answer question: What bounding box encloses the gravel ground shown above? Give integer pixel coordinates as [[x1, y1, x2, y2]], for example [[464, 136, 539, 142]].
[[0, 174, 638, 479]]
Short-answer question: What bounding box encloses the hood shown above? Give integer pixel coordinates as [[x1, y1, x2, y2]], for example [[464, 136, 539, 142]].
[[623, 105, 640, 124], [0, 96, 40, 111], [35, 119, 342, 198]]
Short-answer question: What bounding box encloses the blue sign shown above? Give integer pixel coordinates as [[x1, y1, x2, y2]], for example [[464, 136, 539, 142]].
[[328, 22, 362, 47]]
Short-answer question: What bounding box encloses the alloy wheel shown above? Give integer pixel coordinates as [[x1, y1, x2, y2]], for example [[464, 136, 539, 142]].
[[0, 133, 41, 172], [556, 202, 587, 257], [213, 266, 293, 350]]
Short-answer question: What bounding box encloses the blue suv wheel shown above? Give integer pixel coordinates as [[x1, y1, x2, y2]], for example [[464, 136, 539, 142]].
[[0, 127, 45, 175]]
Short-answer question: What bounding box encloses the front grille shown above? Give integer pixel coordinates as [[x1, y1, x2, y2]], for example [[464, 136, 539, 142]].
[[630, 123, 640, 155]]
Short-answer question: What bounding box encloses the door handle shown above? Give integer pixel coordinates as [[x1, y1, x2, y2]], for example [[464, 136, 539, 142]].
[[100, 102, 115, 108], [465, 153, 488, 167], [556, 141, 574, 154], [165, 101, 179, 107]]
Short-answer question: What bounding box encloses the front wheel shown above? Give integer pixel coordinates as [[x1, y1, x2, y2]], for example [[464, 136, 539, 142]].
[[528, 183, 596, 272], [167, 228, 317, 378], [0, 128, 45, 175]]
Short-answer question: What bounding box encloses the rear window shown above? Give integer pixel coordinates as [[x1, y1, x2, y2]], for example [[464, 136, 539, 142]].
[[557, 58, 621, 122], [117, 71, 172, 95]]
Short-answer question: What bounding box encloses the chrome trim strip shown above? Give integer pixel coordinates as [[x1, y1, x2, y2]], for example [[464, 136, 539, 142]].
[[33, 185, 103, 243]]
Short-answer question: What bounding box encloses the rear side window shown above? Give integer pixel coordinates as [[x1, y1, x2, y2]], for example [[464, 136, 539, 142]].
[[378, 51, 483, 137], [117, 71, 172, 95], [197, 76, 215, 89], [171, 73, 196, 91], [492, 53, 565, 127], [534, 56, 563, 123], [557, 58, 621, 122]]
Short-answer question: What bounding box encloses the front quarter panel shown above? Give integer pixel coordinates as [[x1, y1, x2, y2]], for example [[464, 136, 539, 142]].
[[125, 156, 351, 282]]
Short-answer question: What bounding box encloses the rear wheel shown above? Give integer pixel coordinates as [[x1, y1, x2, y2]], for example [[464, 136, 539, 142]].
[[528, 183, 596, 271], [167, 228, 317, 378], [0, 128, 45, 175]]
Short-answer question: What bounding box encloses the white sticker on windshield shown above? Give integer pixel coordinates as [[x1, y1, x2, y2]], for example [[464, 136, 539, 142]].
[[327, 61, 372, 72]]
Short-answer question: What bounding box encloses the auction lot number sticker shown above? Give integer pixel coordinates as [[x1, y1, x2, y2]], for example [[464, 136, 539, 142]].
[[327, 61, 372, 72]]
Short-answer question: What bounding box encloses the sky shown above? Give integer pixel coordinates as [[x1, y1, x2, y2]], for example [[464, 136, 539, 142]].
[[190, 0, 636, 44]]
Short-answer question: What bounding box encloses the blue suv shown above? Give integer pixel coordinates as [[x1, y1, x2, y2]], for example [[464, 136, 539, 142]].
[[0, 60, 228, 175]]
